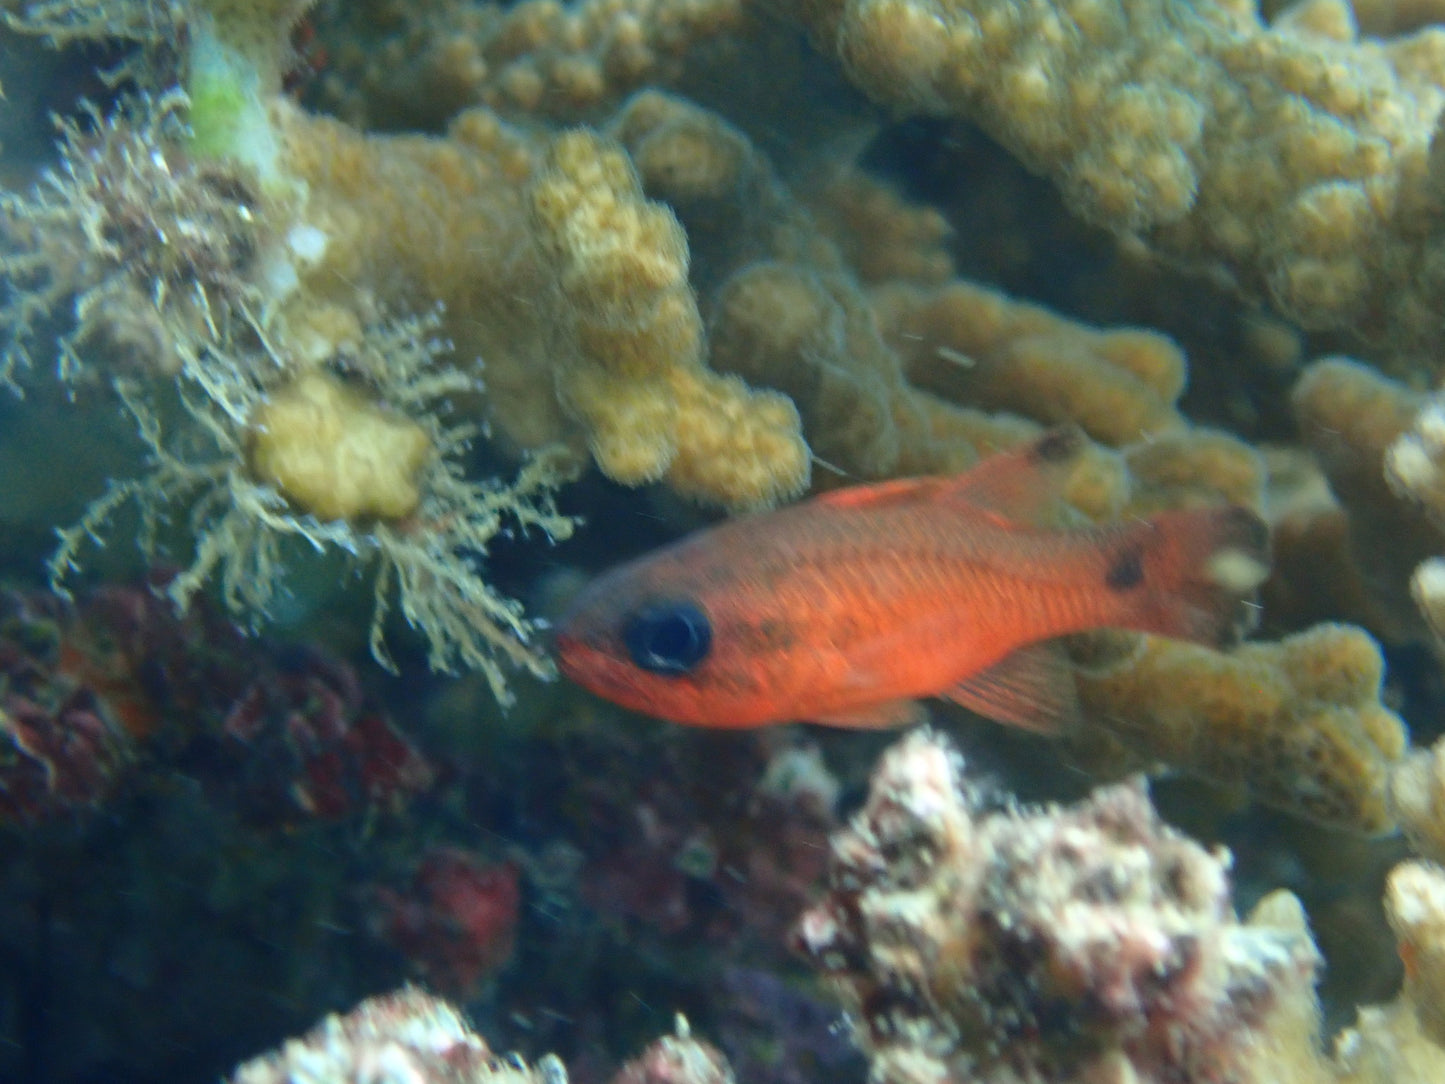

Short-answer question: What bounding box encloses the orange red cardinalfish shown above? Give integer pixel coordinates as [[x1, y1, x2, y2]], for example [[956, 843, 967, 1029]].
[[555, 429, 1270, 732]]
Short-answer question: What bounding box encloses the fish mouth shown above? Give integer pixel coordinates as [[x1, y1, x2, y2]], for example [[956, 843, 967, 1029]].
[[552, 634, 650, 709], [551, 630, 581, 674], [552, 630, 608, 687]]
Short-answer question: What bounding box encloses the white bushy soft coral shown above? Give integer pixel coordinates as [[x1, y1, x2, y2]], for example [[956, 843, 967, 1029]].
[[3, 0, 185, 46], [2, 12, 580, 703], [51, 308, 577, 705], [0, 90, 262, 387]]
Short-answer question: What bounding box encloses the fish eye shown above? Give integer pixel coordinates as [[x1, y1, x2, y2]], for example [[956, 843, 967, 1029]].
[[624, 601, 712, 675]]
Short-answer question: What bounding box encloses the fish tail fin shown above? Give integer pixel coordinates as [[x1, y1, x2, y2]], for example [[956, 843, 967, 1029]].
[[1107, 505, 1271, 647]]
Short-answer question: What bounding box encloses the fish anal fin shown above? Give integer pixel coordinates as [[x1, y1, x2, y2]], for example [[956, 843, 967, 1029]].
[[943, 641, 1082, 735], [809, 698, 929, 729], [814, 427, 1087, 521]]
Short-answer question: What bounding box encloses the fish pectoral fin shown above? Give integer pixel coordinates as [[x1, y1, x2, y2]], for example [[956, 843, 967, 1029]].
[[808, 698, 929, 729], [943, 641, 1082, 735]]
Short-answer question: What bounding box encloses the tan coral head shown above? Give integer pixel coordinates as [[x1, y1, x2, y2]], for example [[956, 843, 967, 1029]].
[[246, 369, 433, 523]]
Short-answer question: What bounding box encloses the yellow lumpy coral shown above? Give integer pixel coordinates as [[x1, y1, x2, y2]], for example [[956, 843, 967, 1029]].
[[1331, 860, 1445, 1081], [873, 280, 1189, 447], [1390, 738, 1445, 865], [1293, 358, 1444, 638], [781, 0, 1445, 357], [1075, 623, 1409, 833], [527, 127, 811, 509], [1384, 860, 1445, 1049], [267, 100, 815, 513], [246, 370, 433, 523]]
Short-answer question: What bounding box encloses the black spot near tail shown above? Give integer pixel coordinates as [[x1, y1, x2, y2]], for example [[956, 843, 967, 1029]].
[[1030, 425, 1086, 465], [1105, 546, 1145, 591]]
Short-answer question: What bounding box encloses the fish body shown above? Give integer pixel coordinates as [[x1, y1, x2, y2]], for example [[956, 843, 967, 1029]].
[[556, 430, 1270, 731]]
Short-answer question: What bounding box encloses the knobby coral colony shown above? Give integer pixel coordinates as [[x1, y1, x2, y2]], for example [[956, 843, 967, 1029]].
[[10, 0, 1445, 1080]]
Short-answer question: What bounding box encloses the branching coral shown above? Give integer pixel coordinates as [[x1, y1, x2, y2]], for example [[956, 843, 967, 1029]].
[[606, 91, 1042, 482], [310, 0, 753, 127], [527, 126, 811, 509], [1376, 384, 1445, 644], [1382, 860, 1445, 1048], [1390, 736, 1445, 863], [4, 6, 819, 513], [781, 0, 1445, 360], [1073, 622, 1410, 833], [1330, 860, 1445, 1081], [1293, 357, 1445, 641], [873, 281, 1190, 447], [264, 99, 814, 511], [611, 90, 1211, 499]]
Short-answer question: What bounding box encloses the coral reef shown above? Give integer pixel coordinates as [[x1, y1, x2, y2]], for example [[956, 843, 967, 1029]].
[[371, 847, 522, 999], [794, 728, 1322, 1084], [0, 604, 132, 820], [873, 280, 1189, 447], [1383, 860, 1445, 1046], [0, 79, 580, 700], [0, 578, 437, 827], [228, 986, 570, 1084], [610, 1018, 735, 1084], [228, 991, 747, 1084], [42, 312, 577, 702], [1291, 357, 1439, 637], [1330, 860, 1445, 1080], [1074, 622, 1409, 833], [782, 0, 1445, 362], [795, 728, 1445, 1083], [0, 578, 460, 1081], [1390, 735, 1445, 862], [8, 1, 1445, 1082], [527, 126, 810, 508]]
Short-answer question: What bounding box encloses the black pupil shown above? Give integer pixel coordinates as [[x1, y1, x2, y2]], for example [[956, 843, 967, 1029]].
[[624, 601, 712, 675]]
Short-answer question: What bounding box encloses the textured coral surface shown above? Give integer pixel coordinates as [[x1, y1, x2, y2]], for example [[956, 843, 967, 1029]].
[[5, 1, 1445, 1083]]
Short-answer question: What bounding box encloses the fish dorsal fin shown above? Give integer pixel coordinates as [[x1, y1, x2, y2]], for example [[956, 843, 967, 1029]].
[[942, 640, 1082, 735], [808, 697, 929, 729], [815, 427, 1085, 523], [939, 427, 1086, 523], [814, 475, 953, 511]]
